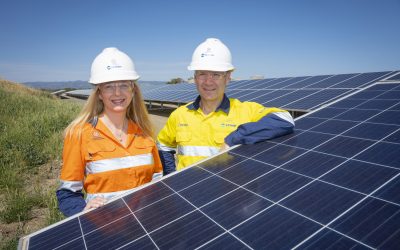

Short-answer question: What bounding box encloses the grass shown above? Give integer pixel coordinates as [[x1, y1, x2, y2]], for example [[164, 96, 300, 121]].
[[0, 80, 82, 249]]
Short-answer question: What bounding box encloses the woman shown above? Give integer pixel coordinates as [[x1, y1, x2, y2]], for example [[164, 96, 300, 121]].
[[56, 47, 162, 217]]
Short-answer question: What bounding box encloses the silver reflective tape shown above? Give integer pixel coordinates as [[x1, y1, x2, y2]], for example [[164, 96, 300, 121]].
[[58, 180, 83, 192], [177, 145, 220, 157], [157, 141, 176, 152], [152, 172, 163, 181], [274, 111, 295, 125], [86, 153, 154, 174]]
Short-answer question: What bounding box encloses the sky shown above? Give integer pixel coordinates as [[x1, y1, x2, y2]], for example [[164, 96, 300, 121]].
[[0, 0, 399, 83]]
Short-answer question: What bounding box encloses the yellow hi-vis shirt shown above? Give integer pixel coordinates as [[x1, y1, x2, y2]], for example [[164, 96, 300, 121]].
[[157, 97, 288, 171]]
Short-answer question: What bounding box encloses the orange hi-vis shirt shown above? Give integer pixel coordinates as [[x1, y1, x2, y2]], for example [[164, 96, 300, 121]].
[[59, 118, 162, 202]]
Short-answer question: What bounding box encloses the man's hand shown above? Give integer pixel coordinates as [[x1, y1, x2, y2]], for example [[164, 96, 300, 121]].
[[84, 197, 107, 211], [219, 143, 230, 152]]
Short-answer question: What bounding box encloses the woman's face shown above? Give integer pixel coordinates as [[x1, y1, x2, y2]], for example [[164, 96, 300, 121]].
[[98, 80, 134, 114]]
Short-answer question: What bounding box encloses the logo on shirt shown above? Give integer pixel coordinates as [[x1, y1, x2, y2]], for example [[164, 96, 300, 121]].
[[178, 123, 189, 127], [92, 131, 104, 140], [220, 123, 236, 128]]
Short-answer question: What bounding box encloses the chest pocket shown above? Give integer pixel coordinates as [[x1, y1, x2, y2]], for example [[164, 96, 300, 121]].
[[176, 131, 191, 144], [86, 142, 116, 160], [133, 136, 154, 149], [214, 133, 225, 144]]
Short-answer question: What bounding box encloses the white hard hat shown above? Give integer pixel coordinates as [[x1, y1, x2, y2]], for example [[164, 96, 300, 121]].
[[188, 38, 234, 72], [89, 47, 140, 84]]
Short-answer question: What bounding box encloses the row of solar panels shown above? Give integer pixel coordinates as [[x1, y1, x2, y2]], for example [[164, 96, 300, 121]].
[[20, 81, 400, 249], [65, 71, 399, 111], [140, 71, 400, 111]]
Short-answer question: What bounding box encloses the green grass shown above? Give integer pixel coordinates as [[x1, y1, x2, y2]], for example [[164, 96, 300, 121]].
[[0, 80, 81, 249]]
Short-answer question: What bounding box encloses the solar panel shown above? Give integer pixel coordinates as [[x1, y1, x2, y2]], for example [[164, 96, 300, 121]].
[[65, 71, 398, 112], [19, 82, 400, 249]]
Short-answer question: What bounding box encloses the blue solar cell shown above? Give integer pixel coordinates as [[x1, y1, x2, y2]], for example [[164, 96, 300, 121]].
[[244, 168, 312, 201], [330, 99, 366, 108], [134, 194, 194, 232], [179, 176, 237, 207], [162, 167, 212, 191], [264, 76, 310, 89], [343, 122, 399, 140], [123, 181, 174, 212], [308, 107, 347, 119], [383, 130, 400, 143], [197, 152, 247, 174], [377, 90, 400, 99], [321, 160, 399, 193], [333, 71, 392, 88], [310, 120, 359, 134], [334, 108, 381, 121], [218, 158, 275, 186], [355, 142, 400, 169], [331, 197, 400, 249], [285, 89, 350, 110], [297, 228, 369, 249], [356, 99, 399, 110], [197, 233, 249, 249], [374, 175, 400, 204], [118, 236, 156, 249], [230, 140, 277, 157], [294, 117, 326, 130], [386, 73, 400, 81], [29, 219, 82, 249], [390, 103, 400, 110], [80, 199, 131, 233], [262, 90, 316, 108], [282, 151, 346, 178], [249, 90, 292, 104], [150, 211, 225, 249], [314, 136, 374, 158], [369, 110, 400, 125], [231, 205, 321, 249], [200, 188, 272, 229], [260, 77, 292, 89], [84, 215, 145, 249], [281, 181, 364, 224], [368, 83, 398, 90], [306, 73, 356, 89], [253, 144, 307, 167], [349, 90, 385, 99], [286, 74, 332, 89], [282, 131, 335, 149]]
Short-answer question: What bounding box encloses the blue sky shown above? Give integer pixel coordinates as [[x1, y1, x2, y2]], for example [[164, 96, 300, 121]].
[[1, 0, 399, 83]]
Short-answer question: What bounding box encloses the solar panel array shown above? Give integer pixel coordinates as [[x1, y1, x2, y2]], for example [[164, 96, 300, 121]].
[[20, 82, 400, 249], [141, 71, 397, 111]]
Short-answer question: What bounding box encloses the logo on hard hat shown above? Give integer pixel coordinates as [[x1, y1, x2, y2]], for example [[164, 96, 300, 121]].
[[201, 48, 214, 57], [106, 65, 123, 70]]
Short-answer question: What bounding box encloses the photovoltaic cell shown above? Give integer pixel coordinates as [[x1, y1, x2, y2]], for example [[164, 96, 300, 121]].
[[20, 82, 400, 249]]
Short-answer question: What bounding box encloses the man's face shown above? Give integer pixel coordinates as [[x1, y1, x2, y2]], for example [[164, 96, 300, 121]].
[[194, 71, 231, 102]]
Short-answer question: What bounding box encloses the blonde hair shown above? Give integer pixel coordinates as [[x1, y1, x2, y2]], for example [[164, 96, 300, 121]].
[[64, 82, 155, 139]]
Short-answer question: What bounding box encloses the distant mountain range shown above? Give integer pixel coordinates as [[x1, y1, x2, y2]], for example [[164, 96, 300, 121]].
[[22, 80, 167, 90]]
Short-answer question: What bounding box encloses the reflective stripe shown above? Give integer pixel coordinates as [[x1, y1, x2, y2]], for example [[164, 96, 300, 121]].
[[157, 141, 176, 152], [152, 172, 163, 181], [86, 189, 130, 203], [177, 145, 220, 157], [58, 180, 83, 192], [274, 111, 295, 125], [86, 153, 153, 175]]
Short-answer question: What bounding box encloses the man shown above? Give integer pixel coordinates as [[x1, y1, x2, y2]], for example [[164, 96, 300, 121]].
[[157, 38, 294, 175]]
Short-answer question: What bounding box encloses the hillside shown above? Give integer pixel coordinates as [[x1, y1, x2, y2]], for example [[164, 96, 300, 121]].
[[0, 80, 81, 249]]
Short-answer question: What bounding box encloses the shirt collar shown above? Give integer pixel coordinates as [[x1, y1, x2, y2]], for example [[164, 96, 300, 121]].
[[187, 94, 230, 114]]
